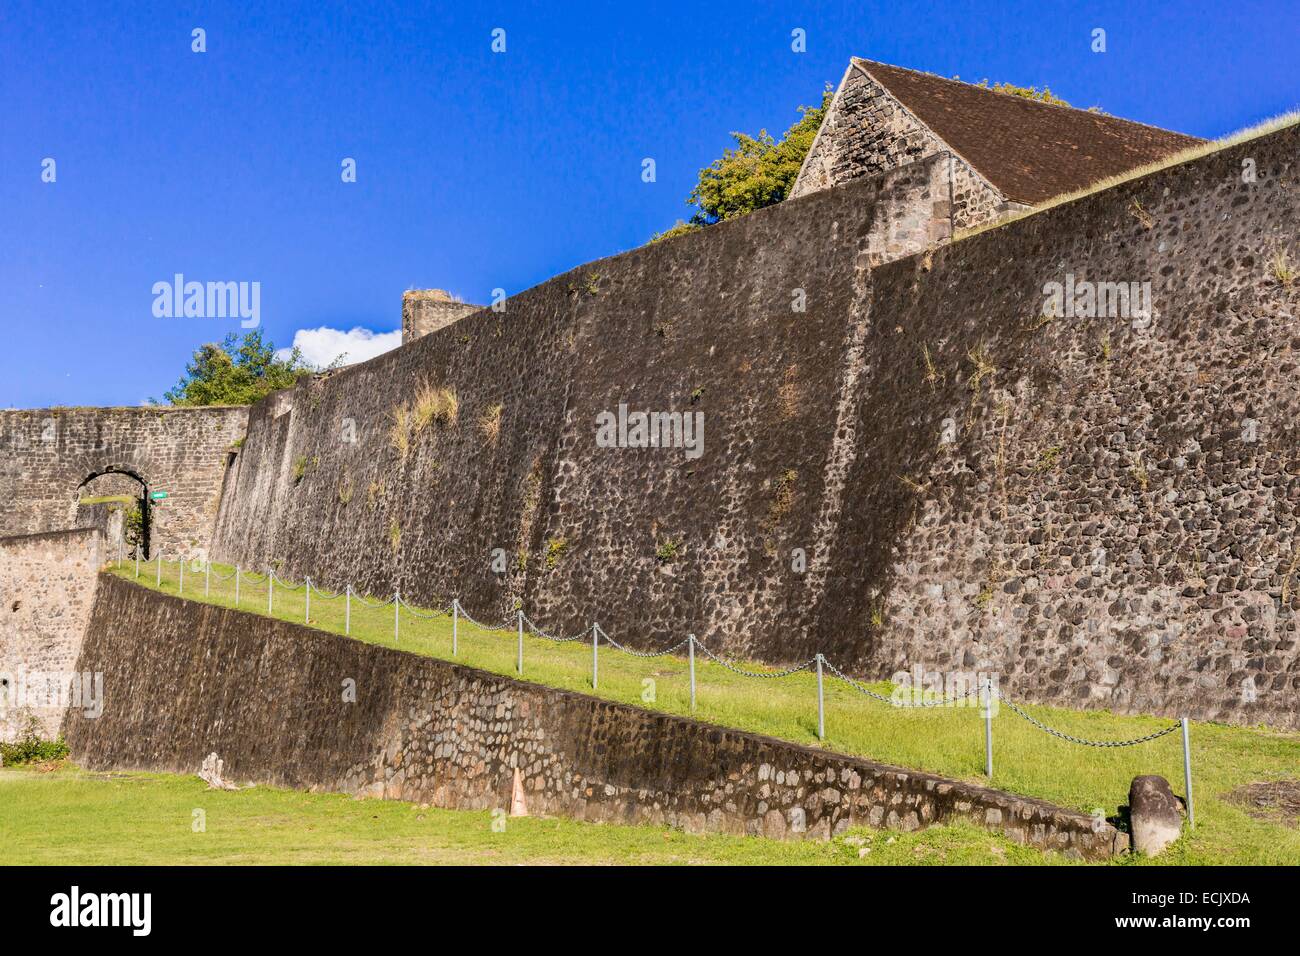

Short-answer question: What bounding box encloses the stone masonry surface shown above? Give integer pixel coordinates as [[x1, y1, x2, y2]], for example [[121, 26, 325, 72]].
[[0, 406, 249, 558], [791, 63, 1008, 229], [0, 529, 103, 739], [63, 575, 1127, 859], [209, 124, 1300, 729], [402, 290, 483, 344]]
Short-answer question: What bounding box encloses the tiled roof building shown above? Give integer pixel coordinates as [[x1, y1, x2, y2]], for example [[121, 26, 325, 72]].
[[792, 58, 1203, 229]]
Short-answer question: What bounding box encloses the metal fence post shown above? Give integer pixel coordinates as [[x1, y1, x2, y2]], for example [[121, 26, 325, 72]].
[[235, 566, 240, 606], [135, 549, 140, 578], [178, 558, 184, 595], [156, 551, 162, 587], [1181, 717, 1195, 829], [452, 600, 458, 656], [305, 578, 311, 623], [516, 610, 524, 674], [983, 678, 994, 778], [816, 654, 825, 740], [591, 623, 599, 689], [394, 589, 400, 642], [205, 560, 211, 598], [268, 570, 274, 615], [688, 634, 696, 711], [345, 584, 351, 635]]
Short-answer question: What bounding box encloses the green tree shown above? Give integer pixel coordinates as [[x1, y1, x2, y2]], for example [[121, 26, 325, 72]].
[[651, 86, 833, 242], [123, 503, 144, 552], [161, 330, 314, 406]]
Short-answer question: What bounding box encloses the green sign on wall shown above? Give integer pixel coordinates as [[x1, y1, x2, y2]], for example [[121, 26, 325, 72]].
[[149, 491, 168, 501]]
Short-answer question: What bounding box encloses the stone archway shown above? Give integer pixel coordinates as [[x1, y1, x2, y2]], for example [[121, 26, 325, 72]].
[[0, 406, 249, 558], [74, 468, 151, 559]]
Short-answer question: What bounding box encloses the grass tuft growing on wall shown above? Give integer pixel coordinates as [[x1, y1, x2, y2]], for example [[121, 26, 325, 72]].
[[413, 384, 459, 432], [479, 402, 504, 445]]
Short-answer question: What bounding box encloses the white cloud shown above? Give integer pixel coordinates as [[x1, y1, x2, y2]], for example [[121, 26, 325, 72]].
[[276, 326, 401, 369]]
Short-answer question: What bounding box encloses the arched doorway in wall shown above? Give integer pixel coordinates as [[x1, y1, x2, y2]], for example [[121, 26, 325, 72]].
[[74, 470, 151, 559]]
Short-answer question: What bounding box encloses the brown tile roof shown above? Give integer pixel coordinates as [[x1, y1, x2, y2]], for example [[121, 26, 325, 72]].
[[854, 59, 1205, 205]]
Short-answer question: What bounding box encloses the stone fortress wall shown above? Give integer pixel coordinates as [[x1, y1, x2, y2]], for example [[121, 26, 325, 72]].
[[63, 575, 1126, 860], [208, 125, 1299, 729], [0, 406, 249, 559], [0, 528, 103, 739], [790, 62, 1015, 228], [401, 289, 483, 344]]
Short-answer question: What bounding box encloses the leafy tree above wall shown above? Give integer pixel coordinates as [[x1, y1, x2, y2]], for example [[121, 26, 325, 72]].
[[650, 86, 833, 243], [159, 330, 315, 406]]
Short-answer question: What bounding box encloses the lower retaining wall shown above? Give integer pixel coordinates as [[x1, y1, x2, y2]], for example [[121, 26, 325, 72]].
[[64, 575, 1125, 859], [1, 528, 103, 740]]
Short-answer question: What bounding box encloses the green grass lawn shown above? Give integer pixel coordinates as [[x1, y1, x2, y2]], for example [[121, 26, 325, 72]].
[[0, 765, 1055, 866], [104, 560, 1300, 865]]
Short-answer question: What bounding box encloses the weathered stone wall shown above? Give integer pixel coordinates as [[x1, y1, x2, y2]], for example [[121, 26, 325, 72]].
[[836, 134, 1300, 727], [0, 407, 248, 558], [791, 62, 1007, 229], [209, 154, 949, 647], [0, 529, 103, 739], [862, 154, 953, 264], [78, 472, 143, 501], [73, 501, 126, 557], [401, 289, 483, 344], [63, 576, 1125, 859], [210, 123, 1299, 729]]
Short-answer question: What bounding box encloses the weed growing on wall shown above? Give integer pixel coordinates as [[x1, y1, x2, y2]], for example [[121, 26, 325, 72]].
[[654, 537, 681, 563], [1272, 249, 1295, 286], [761, 469, 799, 556], [515, 456, 545, 573], [778, 366, 802, 418], [1128, 199, 1154, 229], [479, 402, 504, 445], [0, 713, 70, 766], [413, 385, 458, 432], [389, 405, 413, 460], [1035, 445, 1063, 472], [966, 343, 996, 403]]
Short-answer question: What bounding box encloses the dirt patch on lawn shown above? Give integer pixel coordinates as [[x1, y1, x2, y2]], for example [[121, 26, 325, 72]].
[[1226, 780, 1300, 827]]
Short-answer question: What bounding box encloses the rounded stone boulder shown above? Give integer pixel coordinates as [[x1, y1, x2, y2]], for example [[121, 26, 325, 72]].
[[1128, 775, 1184, 856]]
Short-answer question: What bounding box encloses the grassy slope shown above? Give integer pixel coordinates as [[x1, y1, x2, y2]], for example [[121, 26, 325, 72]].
[[0, 765, 1053, 866], [103, 562, 1300, 865]]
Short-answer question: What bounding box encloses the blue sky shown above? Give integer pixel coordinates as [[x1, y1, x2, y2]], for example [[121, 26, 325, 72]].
[[2, 0, 1297, 407]]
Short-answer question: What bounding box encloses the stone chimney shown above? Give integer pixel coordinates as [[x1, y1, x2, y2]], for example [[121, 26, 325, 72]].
[[401, 290, 482, 345]]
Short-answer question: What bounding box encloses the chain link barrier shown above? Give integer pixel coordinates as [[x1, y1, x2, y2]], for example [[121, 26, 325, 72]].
[[396, 594, 454, 620], [822, 657, 982, 707], [149, 559, 1188, 752], [997, 694, 1183, 748], [306, 582, 346, 601], [691, 641, 818, 679], [595, 624, 692, 658], [454, 602, 514, 632], [522, 613, 588, 643]]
